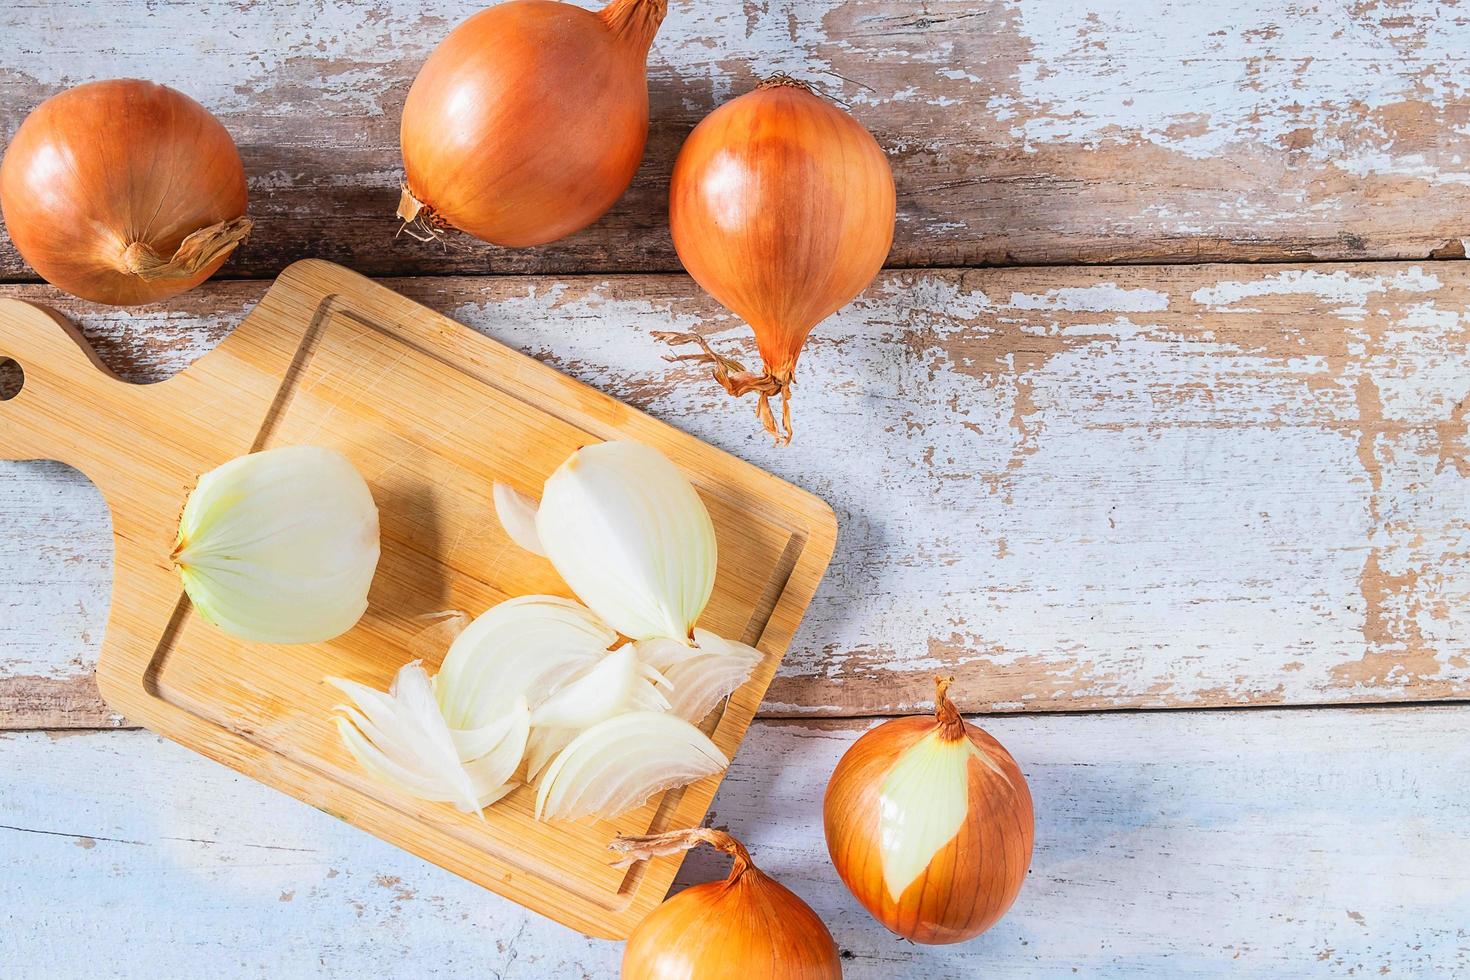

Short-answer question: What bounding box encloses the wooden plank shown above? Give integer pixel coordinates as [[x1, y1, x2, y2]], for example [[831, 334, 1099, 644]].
[[2, 707, 1468, 977], [2, 263, 1468, 723], [4, 1, 1470, 278]]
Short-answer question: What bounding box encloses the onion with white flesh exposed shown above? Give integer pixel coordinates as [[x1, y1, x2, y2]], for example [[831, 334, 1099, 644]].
[[823, 676, 1034, 944], [493, 440, 716, 643], [329, 661, 529, 813]]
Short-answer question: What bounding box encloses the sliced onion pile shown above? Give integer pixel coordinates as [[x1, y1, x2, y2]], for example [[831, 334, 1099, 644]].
[[330, 661, 528, 813], [329, 440, 765, 822]]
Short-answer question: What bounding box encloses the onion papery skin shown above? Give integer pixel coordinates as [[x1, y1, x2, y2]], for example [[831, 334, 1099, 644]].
[[0, 79, 249, 306], [666, 76, 895, 441], [823, 707, 1034, 944], [398, 0, 665, 247], [617, 831, 841, 980]]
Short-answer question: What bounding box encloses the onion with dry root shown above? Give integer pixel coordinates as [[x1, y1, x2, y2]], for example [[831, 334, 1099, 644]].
[[660, 76, 895, 443], [613, 828, 841, 979], [0, 79, 250, 306], [397, 0, 666, 247], [823, 677, 1034, 944]]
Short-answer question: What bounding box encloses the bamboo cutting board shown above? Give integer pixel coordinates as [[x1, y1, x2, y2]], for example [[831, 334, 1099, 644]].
[[0, 260, 837, 939]]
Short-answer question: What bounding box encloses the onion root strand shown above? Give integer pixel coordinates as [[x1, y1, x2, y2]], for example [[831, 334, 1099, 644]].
[[654, 330, 794, 444], [120, 215, 252, 281], [609, 826, 750, 871]]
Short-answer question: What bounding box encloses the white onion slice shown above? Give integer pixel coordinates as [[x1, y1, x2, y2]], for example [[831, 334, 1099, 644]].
[[524, 726, 575, 781], [529, 644, 671, 729], [329, 662, 478, 812], [533, 441, 717, 643], [523, 644, 673, 779], [636, 629, 763, 723], [174, 445, 380, 644], [492, 482, 547, 556], [535, 711, 727, 822], [661, 655, 758, 723], [435, 595, 616, 729], [459, 703, 530, 809], [330, 662, 529, 813]]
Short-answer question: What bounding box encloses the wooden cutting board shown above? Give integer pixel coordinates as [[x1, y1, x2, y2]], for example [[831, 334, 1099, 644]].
[[0, 259, 837, 939]]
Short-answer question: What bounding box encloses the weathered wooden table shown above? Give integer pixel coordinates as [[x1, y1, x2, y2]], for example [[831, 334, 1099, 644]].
[[4, 2, 1469, 977]]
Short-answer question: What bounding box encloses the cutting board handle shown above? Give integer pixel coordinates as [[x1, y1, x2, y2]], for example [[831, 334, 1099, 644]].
[[0, 299, 160, 495]]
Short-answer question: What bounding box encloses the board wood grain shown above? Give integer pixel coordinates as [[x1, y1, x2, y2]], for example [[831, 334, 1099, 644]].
[[0, 261, 837, 938], [3, 263, 1466, 724], [3, 707, 1467, 978], [3, 0, 1469, 279]]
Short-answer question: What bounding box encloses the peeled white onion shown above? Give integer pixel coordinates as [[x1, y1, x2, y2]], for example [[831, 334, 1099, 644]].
[[495, 441, 717, 643], [173, 446, 380, 644]]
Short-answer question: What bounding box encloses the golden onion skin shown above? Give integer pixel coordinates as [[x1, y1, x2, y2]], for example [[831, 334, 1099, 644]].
[[618, 830, 841, 979], [0, 79, 248, 306], [664, 77, 895, 441], [399, 0, 664, 247], [669, 78, 895, 383], [822, 687, 1035, 944]]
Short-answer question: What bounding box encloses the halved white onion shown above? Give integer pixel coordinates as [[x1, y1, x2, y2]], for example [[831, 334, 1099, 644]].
[[329, 661, 528, 813], [434, 595, 616, 729], [535, 711, 727, 821], [526, 441, 717, 643], [174, 445, 380, 644]]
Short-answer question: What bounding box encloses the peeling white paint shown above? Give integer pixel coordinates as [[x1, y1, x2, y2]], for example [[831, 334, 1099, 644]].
[[1191, 267, 1443, 313], [1005, 0, 1470, 170], [1005, 283, 1170, 313]]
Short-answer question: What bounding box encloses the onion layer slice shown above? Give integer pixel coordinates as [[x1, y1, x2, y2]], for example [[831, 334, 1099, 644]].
[[535, 711, 728, 821], [435, 595, 616, 729], [636, 629, 764, 723], [330, 662, 529, 813]]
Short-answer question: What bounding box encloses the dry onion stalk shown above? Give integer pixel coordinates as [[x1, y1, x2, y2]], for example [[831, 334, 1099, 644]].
[[613, 828, 842, 979], [0, 79, 250, 305], [823, 677, 1034, 943], [397, 0, 666, 247], [661, 75, 895, 443]]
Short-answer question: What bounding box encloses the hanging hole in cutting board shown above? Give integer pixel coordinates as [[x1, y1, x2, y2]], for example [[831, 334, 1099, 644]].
[[0, 357, 22, 400]]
